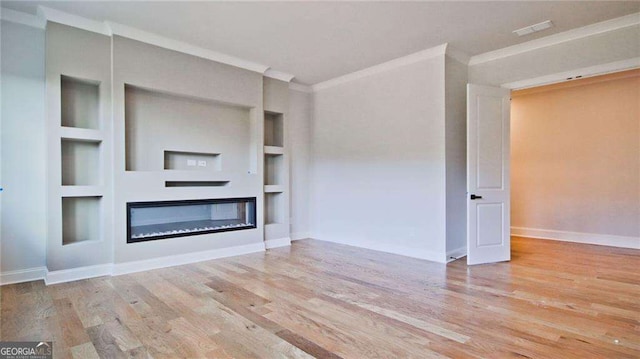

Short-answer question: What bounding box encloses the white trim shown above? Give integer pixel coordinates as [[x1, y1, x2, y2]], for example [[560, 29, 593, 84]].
[[469, 12, 640, 66], [291, 232, 311, 240], [0, 8, 46, 29], [313, 236, 446, 263], [265, 237, 291, 249], [35, 6, 283, 75], [312, 43, 447, 92], [42, 242, 265, 285], [446, 246, 467, 263], [37, 6, 110, 35], [511, 227, 640, 250], [289, 83, 313, 93], [112, 242, 265, 276], [264, 69, 295, 82], [45, 264, 112, 285], [0, 267, 47, 285], [445, 44, 470, 65], [502, 57, 640, 90]]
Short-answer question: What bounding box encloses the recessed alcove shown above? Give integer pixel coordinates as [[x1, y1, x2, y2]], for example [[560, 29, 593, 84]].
[[265, 192, 284, 224], [62, 196, 101, 245], [164, 150, 221, 171], [61, 75, 100, 129], [264, 154, 284, 186], [124, 85, 251, 172], [264, 112, 284, 147], [61, 139, 101, 186]]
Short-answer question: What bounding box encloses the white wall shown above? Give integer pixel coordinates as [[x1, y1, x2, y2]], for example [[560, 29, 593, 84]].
[[288, 88, 312, 239], [311, 55, 448, 262], [0, 21, 47, 274]]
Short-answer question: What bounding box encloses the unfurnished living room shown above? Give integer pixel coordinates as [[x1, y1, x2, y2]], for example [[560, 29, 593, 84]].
[[0, 1, 639, 358]]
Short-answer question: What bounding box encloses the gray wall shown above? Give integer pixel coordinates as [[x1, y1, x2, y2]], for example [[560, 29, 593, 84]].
[[311, 56, 449, 261], [0, 21, 47, 273]]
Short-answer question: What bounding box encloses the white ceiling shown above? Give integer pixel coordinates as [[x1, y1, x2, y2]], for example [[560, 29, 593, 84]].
[[2, 1, 639, 84]]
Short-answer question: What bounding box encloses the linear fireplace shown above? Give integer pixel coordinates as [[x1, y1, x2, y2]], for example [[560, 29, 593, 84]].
[[127, 197, 256, 243]]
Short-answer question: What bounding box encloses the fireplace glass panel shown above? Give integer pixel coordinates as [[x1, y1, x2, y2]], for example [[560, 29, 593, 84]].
[[127, 198, 256, 243]]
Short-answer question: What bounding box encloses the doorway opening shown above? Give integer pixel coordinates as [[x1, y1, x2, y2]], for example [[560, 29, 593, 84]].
[[509, 69, 639, 250]]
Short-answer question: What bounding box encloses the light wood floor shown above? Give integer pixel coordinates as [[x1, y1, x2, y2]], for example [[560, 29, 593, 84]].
[[1, 237, 638, 358]]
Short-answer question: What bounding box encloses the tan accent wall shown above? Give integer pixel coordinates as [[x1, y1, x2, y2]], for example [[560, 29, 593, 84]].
[[511, 69, 640, 237]]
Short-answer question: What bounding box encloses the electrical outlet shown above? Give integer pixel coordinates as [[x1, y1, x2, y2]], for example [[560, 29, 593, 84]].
[[197, 160, 207, 167], [187, 159, 197, 166]]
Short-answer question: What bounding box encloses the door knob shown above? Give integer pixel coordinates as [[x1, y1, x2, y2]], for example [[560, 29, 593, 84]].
[[470, 194, 483, 200]]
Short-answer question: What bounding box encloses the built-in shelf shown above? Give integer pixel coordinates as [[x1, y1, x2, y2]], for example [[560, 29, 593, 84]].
[[264, 192, 284, 224], [61, 75, 100, 130], [62, 196, 101, 245], [61, 186, 104, 197], [60, 127, 103, 142], [164, 150, 221, 171], [264, 145, 284, 155], [264, 185, 284, 193], [61, 139, 101, 186], [165, 181, 230, 187], [264, 112, 284, 147]]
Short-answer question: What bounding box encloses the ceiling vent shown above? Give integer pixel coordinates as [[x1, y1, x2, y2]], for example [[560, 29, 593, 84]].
[[513, 20, 554, 36]]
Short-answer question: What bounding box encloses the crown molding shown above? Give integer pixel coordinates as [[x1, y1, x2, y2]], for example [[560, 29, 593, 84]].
[[264, 68, 295, 82], [502, 57, 640, 90], [34, 5, 289, 75], [289, 82, 313, 93], [312, 43, 447, 92], [469, 12, 640, 66], [445, 44, 470, 65], [1, 7, 46, 28]]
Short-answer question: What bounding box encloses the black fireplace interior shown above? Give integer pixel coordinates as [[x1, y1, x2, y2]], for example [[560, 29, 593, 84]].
[[127, 197, 257, 243]]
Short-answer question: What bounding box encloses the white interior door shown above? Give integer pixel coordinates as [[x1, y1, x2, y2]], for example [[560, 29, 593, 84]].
[[467, 84, 511, 265]]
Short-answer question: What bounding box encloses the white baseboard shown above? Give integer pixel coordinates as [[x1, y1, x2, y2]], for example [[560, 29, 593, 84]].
[[45, 264, 112, 285], [291, 232, 311, 241], [446, 246, 467, 262], [315, 236, 447, 263], [112, 242, 266, 276], [41, 242, 266, 285], [265, 237, 291, 249], [0, 267, 47, 286], [511, 227, 640, 249]]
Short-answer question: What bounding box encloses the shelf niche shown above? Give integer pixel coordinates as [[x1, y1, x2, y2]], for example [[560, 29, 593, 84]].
[[61, 139, 101, 186], [61, 75, 100, 129], [264, 192, 284, 225], [264, 154, 285, 186], [264, 112, 284, 147], [164, 150, 221, 171], [62, 196, 101, 245]]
